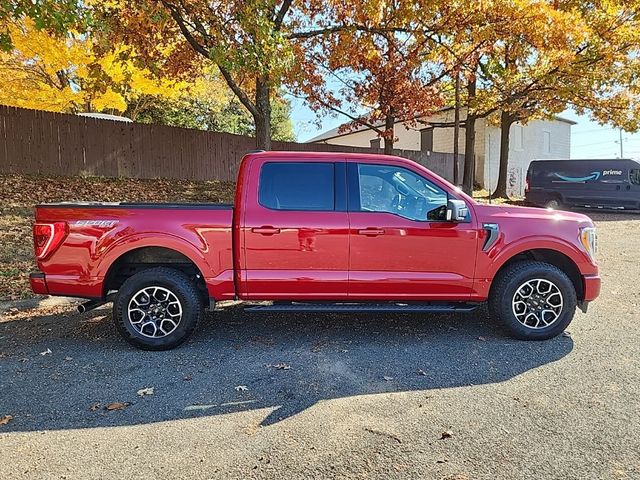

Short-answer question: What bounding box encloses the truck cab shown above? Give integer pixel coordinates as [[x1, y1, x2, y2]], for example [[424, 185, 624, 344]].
[[31, 152, 601, 350]]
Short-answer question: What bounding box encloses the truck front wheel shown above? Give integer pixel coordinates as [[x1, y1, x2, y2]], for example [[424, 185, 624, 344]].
[[113, 267, 203, 350], [489, 261, 577, 340]]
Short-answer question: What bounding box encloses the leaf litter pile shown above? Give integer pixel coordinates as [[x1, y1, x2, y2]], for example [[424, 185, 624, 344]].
[[0, 174, 235, 301]]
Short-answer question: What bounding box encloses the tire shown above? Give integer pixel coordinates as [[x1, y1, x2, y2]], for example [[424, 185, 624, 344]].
[[113, 267, 203, 350], [489, 261, 577, 340], [545, 197, 562, 210]]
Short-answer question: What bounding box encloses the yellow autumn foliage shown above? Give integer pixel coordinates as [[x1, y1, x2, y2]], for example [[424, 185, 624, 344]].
[[0, 18, 191, 115]]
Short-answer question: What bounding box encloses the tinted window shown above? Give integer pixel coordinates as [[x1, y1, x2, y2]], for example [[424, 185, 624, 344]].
[[631, 169, 640, 186], [259, 162, 335, 211], [357, 164, 448, 221]]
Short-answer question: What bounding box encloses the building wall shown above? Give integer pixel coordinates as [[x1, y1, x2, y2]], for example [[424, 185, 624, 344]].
[[483, 119, 572, 196], [312, 113, 571, 194]]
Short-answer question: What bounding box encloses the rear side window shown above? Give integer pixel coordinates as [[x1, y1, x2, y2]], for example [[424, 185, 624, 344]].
[[259, 162, 335, 211]]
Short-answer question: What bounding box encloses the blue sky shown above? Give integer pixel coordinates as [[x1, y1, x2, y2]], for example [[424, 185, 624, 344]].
[[289, 96, 640, 160]]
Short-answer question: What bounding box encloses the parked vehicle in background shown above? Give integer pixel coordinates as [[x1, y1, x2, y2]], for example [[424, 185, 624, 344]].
[[30, 152, 600, 350], [525, 158, 640, 210]]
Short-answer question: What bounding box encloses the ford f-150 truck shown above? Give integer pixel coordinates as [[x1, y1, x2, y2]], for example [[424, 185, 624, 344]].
[[30, 151, 601, 350]]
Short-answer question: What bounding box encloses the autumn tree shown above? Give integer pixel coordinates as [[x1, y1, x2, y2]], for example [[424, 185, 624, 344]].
[[104, 0, 315, 149], [0, 0, 85, 50], [133, 80, 296, 141], [0, 17, 190, 113], [478, 0, 640, 198], [295, 0, 456, 154]]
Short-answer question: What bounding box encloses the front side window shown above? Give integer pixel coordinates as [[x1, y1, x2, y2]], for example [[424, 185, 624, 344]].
[[259, 162, 335, 211], [356, 164, 448, 221], [630, 169, 640, 186]]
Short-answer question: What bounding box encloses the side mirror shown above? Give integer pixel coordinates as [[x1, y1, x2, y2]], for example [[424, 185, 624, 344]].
[[446, 199, 469, 222]]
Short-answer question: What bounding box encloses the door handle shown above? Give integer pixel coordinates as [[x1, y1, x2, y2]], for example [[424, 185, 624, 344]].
[[252, 226, 281, 235], [358, 228, 385, 236]]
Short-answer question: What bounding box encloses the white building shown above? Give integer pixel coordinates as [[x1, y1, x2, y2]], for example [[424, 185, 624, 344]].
[[307, 109, 575, 196]]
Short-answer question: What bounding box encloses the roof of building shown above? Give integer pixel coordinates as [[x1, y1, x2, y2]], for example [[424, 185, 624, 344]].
[[306, 111, 577, 143]]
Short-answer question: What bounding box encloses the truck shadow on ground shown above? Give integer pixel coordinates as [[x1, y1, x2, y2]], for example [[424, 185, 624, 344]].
[[0, 302, 573, 432]]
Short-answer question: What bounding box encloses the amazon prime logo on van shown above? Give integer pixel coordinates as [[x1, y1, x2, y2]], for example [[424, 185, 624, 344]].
[[553, 169, 624, 183], [553, 171, 601, 182]]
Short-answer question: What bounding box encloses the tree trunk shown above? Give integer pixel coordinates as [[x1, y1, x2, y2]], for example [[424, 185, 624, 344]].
[[254, 76, 272, 150], [453, 70, 461, 185], [463, 115, 476, 195], [462, 78, 477, 196], [492, 111, 514, 199], [383, 112, 395, 155]]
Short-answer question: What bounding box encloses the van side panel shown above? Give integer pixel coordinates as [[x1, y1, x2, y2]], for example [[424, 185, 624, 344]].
[[525, 159, 640, 209]]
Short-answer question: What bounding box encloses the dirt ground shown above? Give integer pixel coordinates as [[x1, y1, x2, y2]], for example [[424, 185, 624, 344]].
[[0, 209, 638, 479]]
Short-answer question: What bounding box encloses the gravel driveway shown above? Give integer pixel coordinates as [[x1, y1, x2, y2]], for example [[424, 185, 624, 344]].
[[1, 211, 638, 480]]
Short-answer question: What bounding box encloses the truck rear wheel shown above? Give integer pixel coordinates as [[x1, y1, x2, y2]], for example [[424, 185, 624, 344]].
[[113, 267, 203, 350], [489, 261, 577, 340]]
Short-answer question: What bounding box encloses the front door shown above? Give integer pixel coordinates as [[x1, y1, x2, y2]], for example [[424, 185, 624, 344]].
[[347, 161, 479, 301], [241, 158, 349, 300]]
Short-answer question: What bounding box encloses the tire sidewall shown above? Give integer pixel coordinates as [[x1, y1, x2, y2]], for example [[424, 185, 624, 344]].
[[545, 198, 561, 210], [496, 264, 577, 340], [114, 268, 202, 350]]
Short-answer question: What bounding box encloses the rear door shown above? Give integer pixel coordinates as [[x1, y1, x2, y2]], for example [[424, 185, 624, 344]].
[[629, 166, 640, 208], [241, 158, 349, 300]]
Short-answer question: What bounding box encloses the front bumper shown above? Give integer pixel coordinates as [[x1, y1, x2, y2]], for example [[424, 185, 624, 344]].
[[29, 272, 49, 295], [583, 274, 601, 302]]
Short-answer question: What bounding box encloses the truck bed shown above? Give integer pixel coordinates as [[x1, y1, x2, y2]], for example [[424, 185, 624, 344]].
[[36, 202, 234, 209], [33, 202, 235, 300]]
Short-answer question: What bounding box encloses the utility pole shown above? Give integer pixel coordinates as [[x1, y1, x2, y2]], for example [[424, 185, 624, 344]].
[[619, 128, 624, 158]]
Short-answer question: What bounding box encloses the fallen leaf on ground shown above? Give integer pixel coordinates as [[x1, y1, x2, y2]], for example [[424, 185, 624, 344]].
[[183, 375, 193, 381], [105, 402, 128, 411], [268, 363, 291, 370], [0, 415, 13, 425], [478, 336, 487, 341], [383, 376, 394, 381], [89, 403, 101, 411], [39, 348, 52, 356], [137, 387, 154, 397], [64, 356, 73, 361], [417, 369, 428, 376], [440, 430, 453, 440], [235, 385, 248, 392]]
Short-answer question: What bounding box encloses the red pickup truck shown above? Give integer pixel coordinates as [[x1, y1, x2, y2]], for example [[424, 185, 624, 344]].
[[30, 152, 600, 350]]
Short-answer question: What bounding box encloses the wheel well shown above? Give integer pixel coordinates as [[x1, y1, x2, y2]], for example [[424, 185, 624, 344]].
[[493, 249, 584, 300], [104, 247, 207, 301]]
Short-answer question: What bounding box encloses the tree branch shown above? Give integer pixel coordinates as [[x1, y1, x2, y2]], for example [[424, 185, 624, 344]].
[[160, 0, 211, 58], [274, 0, 293, 30], [218, 65, 259, 118]]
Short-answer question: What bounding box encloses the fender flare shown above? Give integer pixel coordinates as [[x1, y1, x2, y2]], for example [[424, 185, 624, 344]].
[[486, 236, 588, 280], [95, 233, 215, 281]]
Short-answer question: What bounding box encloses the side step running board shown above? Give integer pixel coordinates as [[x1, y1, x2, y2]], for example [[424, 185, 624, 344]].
[[245, 303, 478, 313]]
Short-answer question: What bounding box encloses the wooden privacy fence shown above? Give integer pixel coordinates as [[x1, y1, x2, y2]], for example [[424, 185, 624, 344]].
[[0, 105, 461, 182]]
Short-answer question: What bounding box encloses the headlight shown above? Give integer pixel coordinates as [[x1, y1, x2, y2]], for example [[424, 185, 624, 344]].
[[580, 227, 597, 263]]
